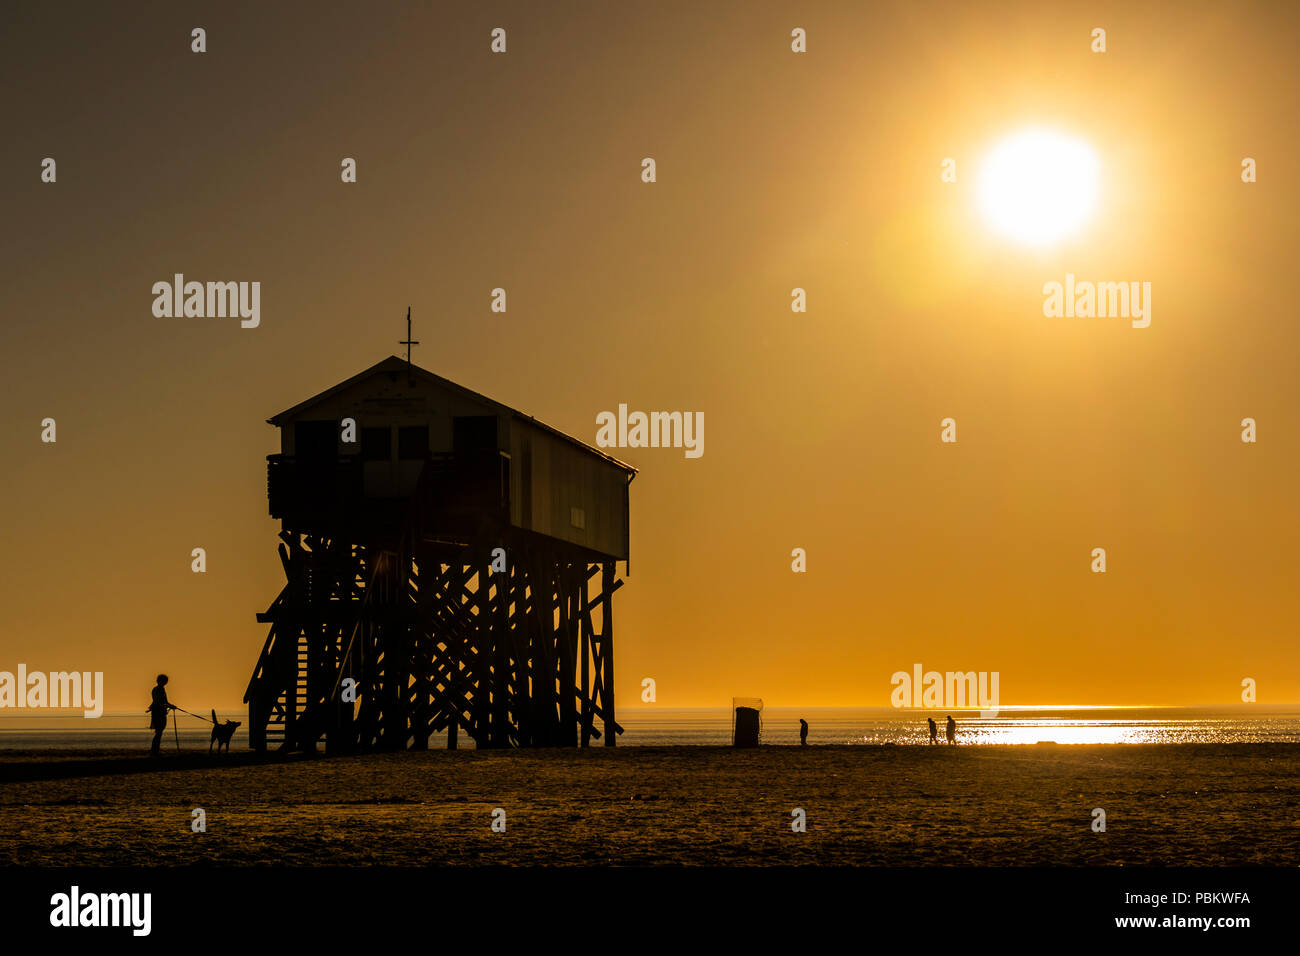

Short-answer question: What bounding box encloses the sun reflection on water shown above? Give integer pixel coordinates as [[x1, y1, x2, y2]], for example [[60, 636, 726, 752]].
[[890, 717, 1265, 746], [973, 720, 1180, 745], [600, 708, 1300, 746]]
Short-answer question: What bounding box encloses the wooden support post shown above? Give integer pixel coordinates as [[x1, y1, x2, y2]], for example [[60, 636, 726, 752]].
[[559, 562, 578, 746], [525, 556, 539, 745], [601, 561, 616, 746], [249, 696, 265, 751], [580, 566, 591, 747], [492, 553, 512, 747]]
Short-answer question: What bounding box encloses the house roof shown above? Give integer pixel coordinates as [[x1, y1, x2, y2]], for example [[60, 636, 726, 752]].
[[267, 356, 637, 474]]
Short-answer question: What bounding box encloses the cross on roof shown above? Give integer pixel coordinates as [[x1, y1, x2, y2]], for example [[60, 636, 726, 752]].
[[399, 306, 420, 369]]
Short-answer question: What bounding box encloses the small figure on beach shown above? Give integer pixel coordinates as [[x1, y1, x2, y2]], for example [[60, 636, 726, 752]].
[[945, 714, 957, 746], [799, 718, 808, 746], [928, 717, 938, 745], [146, 674, 176, 756]]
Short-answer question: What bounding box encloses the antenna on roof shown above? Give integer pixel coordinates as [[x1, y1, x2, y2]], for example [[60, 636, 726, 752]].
[[399, 306, 420, 384]]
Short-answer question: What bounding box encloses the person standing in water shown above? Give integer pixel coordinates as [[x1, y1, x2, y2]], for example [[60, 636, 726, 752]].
[[147, 674, 176, 756], [799, 718, 809, 746], [945, 714, 957, 745], [928, 717, 938, 745]]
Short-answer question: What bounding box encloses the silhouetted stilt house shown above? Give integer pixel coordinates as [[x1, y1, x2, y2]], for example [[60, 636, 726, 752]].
[[244, 356, 635, 751]]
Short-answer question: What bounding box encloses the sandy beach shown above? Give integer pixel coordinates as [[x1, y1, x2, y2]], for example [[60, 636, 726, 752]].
[[1, 743, 1296, 866]]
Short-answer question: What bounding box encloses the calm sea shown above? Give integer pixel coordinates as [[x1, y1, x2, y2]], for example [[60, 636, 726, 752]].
[[2, 706, 1299, 749]]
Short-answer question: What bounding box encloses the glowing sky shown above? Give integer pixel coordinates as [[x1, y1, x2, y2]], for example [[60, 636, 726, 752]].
[[3, 1, 1298, 712]]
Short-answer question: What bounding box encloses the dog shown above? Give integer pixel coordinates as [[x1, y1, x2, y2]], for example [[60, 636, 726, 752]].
[[209, 709, 241, 754]]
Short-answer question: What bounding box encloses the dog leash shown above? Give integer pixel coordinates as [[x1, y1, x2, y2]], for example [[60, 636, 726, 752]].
[[172, 705, 217, 724]]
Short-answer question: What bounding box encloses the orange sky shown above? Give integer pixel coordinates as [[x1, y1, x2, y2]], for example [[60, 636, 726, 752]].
[[3, 0, 1298, 712]]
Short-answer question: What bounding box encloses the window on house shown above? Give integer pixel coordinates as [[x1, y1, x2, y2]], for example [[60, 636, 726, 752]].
[[360, 427, 391, 461], [398, 425, 429, 460], [453, 416, 498, 452], [294, 420, 336, 462]]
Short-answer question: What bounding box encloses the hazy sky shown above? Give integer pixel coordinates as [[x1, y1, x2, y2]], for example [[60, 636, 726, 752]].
[[3, 1, 1298, 712]]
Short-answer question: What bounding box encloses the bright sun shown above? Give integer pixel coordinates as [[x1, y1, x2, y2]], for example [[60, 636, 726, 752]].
[[976, 129, 1099, 246]]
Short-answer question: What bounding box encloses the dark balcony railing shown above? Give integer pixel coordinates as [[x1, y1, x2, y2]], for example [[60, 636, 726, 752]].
[[267, 450, 510, 528], [267, 454, 362, 520]]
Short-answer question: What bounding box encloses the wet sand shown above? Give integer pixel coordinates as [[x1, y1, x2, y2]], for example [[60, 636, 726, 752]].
[[1, 744, 1296, 866]]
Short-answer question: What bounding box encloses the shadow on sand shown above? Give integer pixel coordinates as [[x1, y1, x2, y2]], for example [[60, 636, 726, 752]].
[[0, 750, 308, 785]]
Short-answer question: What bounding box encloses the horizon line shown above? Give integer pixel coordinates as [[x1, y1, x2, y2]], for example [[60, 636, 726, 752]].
[[4, 702, 1299, 719]]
